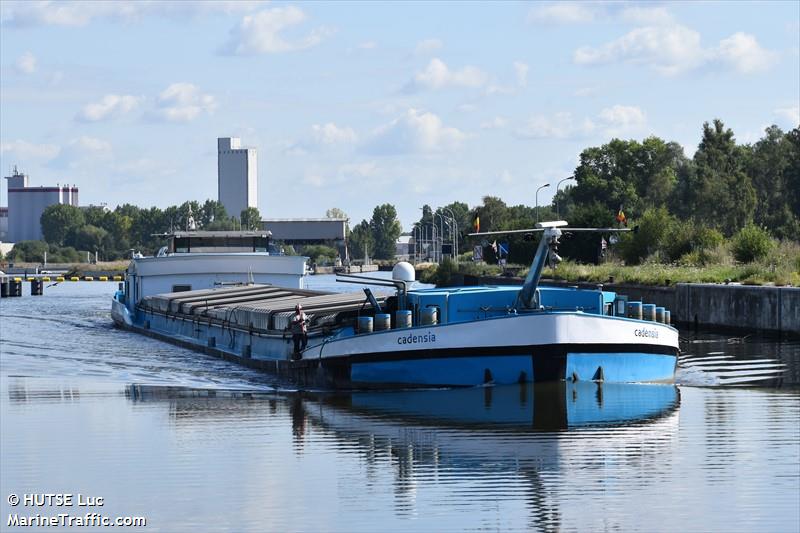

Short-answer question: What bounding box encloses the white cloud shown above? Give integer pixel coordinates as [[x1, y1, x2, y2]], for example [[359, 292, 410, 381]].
[[406, 58, 488, 92], [415, 38, 443, 55], [220, 6, 332, 55], [364, 108, 468, 155], [774, 106, 800, 126], [311, 123, 357, 145], [456, 103, 478, 113], [70, 136, 112, 153], [515, 105, 646, 140], [357, 41, 377, 50], [15, 51, 37, 74], [527, 2, 596, 25], [598, 104, 646, 135], [528, 3, 674, 26], [303, 161, 379, 188], [148, 83, 216, 122], [0, 139, 60, 161], [480, 117, 508, 130], [287, 122, 358, 154], [513, 61, 529, 87], [1, 1, 265, 28], [574, 25, 777, 76], [47, 136, 114, 171], [515, 112, 595, 140], [76, 94, 141, 122], [715, 32, 778, 74], [620, 6, 674, 26]]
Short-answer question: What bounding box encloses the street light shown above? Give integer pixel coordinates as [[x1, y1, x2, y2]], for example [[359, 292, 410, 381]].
[[535, 183, 550, 224], [442, 207, 459, 262], [556, 176, 576, 218]]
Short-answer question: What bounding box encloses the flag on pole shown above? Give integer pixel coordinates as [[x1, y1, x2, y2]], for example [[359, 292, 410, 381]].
[[474, 216, 480, 233], [615, 206, 627, 227]]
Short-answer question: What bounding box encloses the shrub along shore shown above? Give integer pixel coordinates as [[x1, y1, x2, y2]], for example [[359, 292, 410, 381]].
[[421, 235, 800, 288]]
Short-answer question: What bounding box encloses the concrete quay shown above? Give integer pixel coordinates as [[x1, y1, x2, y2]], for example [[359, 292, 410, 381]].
[[460, 274, 800, 338]]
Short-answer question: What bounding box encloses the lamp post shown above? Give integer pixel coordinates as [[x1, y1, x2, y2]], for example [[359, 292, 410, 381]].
[[434, 211, 448, 264], [442, 207, 459, 262], [535, 183, 550, 224], [556, 176, 576, 218]]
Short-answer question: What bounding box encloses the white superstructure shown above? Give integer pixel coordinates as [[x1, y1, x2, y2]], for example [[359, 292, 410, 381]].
[[217, 137, 257, 219]]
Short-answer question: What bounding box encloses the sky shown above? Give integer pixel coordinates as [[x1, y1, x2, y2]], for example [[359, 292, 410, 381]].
[[1, 1, 798, 229]]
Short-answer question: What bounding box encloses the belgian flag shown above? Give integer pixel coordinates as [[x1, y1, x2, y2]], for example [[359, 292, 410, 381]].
[[615, 207, 627, 227], [474, 216, 480, 233]]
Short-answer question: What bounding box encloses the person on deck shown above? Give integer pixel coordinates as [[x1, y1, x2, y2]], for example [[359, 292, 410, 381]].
[[290, 303, 308, 359]]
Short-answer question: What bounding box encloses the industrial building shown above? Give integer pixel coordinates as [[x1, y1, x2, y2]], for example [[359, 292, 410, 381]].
[[261, 218, 347, 243], [262, 217, 349, 261], [217, 137, 257, 219], [0, 207, 8, 241], [3, 167, 79, 242]]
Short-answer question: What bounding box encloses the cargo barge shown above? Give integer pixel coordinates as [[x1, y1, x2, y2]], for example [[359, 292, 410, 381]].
[[112, 221, 680, 389]]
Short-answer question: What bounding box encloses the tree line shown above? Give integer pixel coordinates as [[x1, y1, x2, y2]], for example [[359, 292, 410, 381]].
[[6, 200, 261, 263], [5, 119, 798, 267]]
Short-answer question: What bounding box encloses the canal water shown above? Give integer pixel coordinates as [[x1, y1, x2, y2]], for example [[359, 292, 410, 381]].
[[1, 280, 798, 532]]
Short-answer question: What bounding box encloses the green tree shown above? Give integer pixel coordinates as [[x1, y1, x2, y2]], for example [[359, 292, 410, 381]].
[[200, 200, 227, 227], [349, 220, 374, 261], [369, 204, 401, 259], [82, 205, 107, 228], [471, 196, 510, 234], [72, 225, 109, 255], [240, 207, 262, 230], [7, 240, 48, 263], [325, 207, 348, 219], [685, 119, 756, 235], [744, 125, 800, 239], [731, 224, 775, 263], [300, 245, 338, 265], [40, 204, 85, 246], [785, 128, 800, 226], [568, 137, 686, 222], [617, 207, 676, 264]]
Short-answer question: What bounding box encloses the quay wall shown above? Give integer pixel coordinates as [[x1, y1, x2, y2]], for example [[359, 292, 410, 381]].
[[463, 275, 800, 337]]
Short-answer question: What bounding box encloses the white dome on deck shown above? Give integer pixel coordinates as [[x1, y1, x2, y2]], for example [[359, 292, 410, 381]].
[[392, 261, 415, 282]]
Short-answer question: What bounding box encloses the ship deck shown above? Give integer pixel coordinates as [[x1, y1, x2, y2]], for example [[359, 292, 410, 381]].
[[139, 284, 389, 333]]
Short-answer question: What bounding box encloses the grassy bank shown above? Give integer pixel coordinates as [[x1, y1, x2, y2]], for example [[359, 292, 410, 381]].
[[4, 261, 129, 273], [420, 240, 800, 287]]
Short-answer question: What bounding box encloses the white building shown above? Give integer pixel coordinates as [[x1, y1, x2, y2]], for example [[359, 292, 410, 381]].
[[217, 137, 257, 219], [4, 167, 79, 242]]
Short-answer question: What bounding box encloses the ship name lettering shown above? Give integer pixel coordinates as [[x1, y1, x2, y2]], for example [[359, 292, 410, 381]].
[[397, 332, 437, 345]]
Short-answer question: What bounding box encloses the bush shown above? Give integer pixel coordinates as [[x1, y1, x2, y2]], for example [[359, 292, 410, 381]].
[[300, 245, 338, 265], [7, 240, 48, 263], [420, 257, 458, 286], [48, 246, 82, 263], [618, 207, 675, 265], [731, 224, 775, 263]]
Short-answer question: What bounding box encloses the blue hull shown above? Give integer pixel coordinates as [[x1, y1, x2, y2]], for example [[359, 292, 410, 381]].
[[351, 351, 676, 387], [117, 298, 678, 389]]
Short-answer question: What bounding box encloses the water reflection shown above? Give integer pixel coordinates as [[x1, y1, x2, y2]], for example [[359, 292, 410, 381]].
[[122, 381, 679, 526], [4, 376, 796, 532]]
